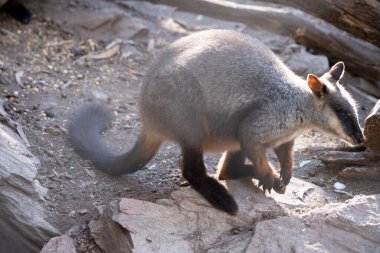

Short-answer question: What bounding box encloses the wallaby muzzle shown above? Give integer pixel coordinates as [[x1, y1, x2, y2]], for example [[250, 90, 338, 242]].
[[351, 130, 364, 145]]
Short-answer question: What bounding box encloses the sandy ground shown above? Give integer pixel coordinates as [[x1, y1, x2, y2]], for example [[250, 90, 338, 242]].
[[0, 0, 379, 251]]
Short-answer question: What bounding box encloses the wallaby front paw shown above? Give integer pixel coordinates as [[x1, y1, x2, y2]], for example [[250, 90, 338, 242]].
[[272, 169, 292, 194], [273, 177, 286, 194], [280, 169, 292, 186], [258, 171, 280, 193]]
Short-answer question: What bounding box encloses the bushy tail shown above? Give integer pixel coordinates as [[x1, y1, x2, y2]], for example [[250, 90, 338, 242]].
[[68, 104, 161, 176]]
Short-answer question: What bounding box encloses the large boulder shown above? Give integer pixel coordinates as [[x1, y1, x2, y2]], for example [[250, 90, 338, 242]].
[[0, 123, 59, 253], [40, 235, 76, 253], [247, 194, 380, 253], [89, 178, 334, 252]]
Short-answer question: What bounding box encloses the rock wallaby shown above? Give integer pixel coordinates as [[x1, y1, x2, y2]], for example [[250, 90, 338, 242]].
[[69, 30, 363, 215]]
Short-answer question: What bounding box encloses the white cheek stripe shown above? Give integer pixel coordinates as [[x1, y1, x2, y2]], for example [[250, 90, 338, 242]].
[[327, 109, 350, 141]]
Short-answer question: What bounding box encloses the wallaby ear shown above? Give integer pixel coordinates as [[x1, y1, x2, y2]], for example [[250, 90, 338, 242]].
[[307, 74, 325, 95], [328, 61, 345, 81]]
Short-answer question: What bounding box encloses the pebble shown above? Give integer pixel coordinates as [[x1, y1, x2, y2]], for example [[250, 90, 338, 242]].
[[333, 182, 346, 190], [312, 178, 325, 187], [298, 160, 312, 167], [66, 223, 87, 236], [45, 127, 61, 136], [179, 181, 190, 187], [78, 209, 89, 215], [91, 89, 109, 102], [45, 110, 55, 118]]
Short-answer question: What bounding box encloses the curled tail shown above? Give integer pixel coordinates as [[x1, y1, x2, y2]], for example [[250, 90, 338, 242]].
[[68, 104, 162, 176]]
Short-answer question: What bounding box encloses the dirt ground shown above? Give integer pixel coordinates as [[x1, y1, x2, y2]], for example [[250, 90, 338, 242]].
[[0, 0, 379, 252]]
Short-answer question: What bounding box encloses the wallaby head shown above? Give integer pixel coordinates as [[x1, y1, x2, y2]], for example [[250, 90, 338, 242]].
[[307, 62, 363, 145]]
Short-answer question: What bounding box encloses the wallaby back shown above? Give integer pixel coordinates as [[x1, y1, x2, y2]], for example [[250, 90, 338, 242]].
[[139, 30, 309, 150]]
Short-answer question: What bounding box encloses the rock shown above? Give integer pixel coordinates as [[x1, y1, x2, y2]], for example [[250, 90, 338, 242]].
[[66, 223, 87, 236], [298, 159, 327, 177], [43, 6, 149, 41], [91, 89, 109, 102], [121, 45, 143, 60], [45, 110, 55, 118], [281, 45, 329, 77], [311, 178, 326, 187], [340, 165, 380, 181], [313, 149, 380, 166], [45, 127, 61, 136], [333, 181, 346, 190], [77, 209, 89, 215], [247, 194, 380, 253], [268, 177, 335, 211], [40, 235, 76, 253], [119, 1, 177, 20], [89, 206, 133, 253], [0, 124, 59, 253], [89, 178, 335, 252]]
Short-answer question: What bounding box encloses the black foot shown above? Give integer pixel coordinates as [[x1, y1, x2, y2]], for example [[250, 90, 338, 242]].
[[192, 177, 238, 215]]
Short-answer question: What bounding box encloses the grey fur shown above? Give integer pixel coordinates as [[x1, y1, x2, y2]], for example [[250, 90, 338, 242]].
[[140, 30, 362, 149], [69, 29, 363, 213]]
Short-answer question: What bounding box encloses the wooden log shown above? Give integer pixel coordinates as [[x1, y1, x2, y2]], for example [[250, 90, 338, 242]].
[[364, 100, 380, 154], [150, 0, 380, 81], [340, 165, 380, 181], [313, 150, 380, 166], [265, 0, 380, 48]]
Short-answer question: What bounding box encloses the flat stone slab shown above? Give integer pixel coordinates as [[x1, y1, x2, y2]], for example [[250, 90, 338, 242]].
[[90, 177, 337, 252], [247, 194, 380, 253]]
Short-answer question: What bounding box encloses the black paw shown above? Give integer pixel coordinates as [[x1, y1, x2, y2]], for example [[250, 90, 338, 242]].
[[191, 177, 238, 215], [280, 169, 292, 188], [273, 177, 286, 194]]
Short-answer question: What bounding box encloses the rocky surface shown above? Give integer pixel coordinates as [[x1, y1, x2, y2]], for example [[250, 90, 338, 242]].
[[0, 0, 378, 252], [40, 190, 380, 253], [88, 178, 340, 252], [0, 122, 59, 252], [247, 194, 380, 253]]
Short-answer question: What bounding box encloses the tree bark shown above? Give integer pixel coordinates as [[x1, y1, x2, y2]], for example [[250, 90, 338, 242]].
[[265, 0, 380, 48], [340, 165, 380, 181], [150, 0, 380, 81], [315, 150, 380, 166], [364, 100, 380, 154]]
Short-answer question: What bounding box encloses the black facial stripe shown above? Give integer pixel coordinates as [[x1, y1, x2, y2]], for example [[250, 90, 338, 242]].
[[327, 95, 359, 136], [336, 112, 359, 136]]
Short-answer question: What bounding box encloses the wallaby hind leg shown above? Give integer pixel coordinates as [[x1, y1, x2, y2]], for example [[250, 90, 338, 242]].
[[217, 150, 256, 180], [274, 140, 294, 189], [181, 146, 238, 214]]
